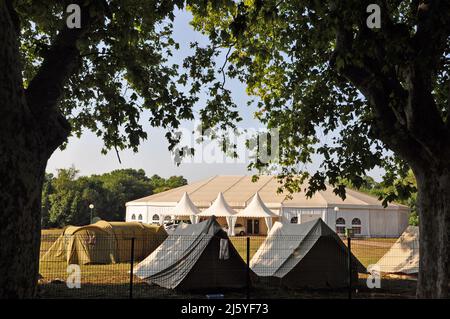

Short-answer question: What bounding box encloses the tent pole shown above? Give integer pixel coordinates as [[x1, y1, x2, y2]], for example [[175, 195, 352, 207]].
[[347, 235, 352, 300], [129, 237, 135, 299], [246, 236, 250, 299]]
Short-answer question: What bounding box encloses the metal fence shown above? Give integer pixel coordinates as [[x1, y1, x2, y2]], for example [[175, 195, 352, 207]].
[[38, 233, 418, 299]]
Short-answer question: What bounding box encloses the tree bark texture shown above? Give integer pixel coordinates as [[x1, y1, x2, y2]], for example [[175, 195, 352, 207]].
[[414, 166, 450, 298], [0, 0, 100, 298], [0, 1, 47, 298]]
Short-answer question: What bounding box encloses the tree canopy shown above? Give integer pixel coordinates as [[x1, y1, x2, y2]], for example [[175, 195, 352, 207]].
[[184, 1, 450, 297], [14, 0, 430, 200], [15, 0, 197, 155], [184, 0, 449, 201]]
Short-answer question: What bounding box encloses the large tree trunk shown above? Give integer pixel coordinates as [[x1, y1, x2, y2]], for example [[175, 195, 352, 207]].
[[414, 166, 450, 298], [0, 1, 51, 298], [0, 152, 47, 298], [1, 0, 91, 298]]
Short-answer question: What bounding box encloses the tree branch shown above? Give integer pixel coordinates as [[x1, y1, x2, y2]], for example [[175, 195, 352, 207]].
[[25, 0, 106, 155], [5, 0, 20, 33], [413, 0, 450, 66], [399, 1, 450, 155], [219, 45, 233, 88], [331, 3, 450, 167]]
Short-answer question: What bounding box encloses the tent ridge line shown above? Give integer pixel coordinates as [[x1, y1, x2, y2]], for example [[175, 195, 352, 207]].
[[186, 175, 218, 197], [316, 184, 330, 206], [243, 175, 276, 206], [222, 175, 248, 197]]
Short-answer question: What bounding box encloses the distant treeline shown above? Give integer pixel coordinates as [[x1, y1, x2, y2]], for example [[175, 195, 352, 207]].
[[41, 167, 187, 228]]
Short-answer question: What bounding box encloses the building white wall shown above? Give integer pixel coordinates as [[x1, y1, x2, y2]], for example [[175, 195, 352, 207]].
[[283, 207, 370, 236], [126, 205, 175, 224], [368, 210, 385, 237], [283, 207, 406, 237], [126, 203, 409, 237], [398, 210, 410, 234], [326, 208, 370, 237], [368, 209, 410, 237], [126, 206, 148, 223], [281, 207, 326, 224]]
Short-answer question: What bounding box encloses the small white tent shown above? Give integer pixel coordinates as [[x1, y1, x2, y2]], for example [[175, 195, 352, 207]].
[[198, 192, 238, 235], [169, 192, 200, 224], [133, 216, 249, 290], [236, 192, 278, 231], [376, 226, 419, 274]]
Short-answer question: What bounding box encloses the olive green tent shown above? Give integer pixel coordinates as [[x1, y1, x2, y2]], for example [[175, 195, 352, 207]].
[[41, 221, 167, 265]]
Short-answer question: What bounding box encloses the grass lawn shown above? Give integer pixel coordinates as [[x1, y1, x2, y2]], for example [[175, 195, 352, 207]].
[[350, 244, 389, 267], [349, 239, 396, 267], [361, 237, 399, 242], [229, 236, 266, 261]]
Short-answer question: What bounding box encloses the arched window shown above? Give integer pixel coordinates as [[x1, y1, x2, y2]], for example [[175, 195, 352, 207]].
[[152, 214, 159, 223], [164, 215, 171, 222], [352, 218, 362, 235], [336, 217, 346, 234], [131, 214, 136, 220], [290, 216, 298, 224], [138, 214, 143, 221]]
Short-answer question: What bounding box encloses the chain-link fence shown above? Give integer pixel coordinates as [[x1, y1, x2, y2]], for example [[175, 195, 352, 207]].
[[38, 233, 418, 299]]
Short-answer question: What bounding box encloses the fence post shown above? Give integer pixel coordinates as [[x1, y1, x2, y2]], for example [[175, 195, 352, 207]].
[[246, 236, 250, 299], [347, 235, 352, 300], [129, 237, 135, 299]]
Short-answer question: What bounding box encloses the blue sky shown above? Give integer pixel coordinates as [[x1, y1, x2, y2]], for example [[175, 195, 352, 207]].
[[47, 9, 383, 183]]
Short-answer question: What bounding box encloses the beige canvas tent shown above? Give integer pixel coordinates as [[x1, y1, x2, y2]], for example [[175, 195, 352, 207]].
[[376, 226, 419, 274], [250, 219, 365, 289], [133, 216, 249, 290], [41, 221, 167, 265]]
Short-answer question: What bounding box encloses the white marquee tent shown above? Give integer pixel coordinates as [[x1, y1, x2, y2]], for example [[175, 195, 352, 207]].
[[235, 192, 278, 231], [126, 175, 410, 237], [198, 192, 237, 235], [168, 192, 200, 224]]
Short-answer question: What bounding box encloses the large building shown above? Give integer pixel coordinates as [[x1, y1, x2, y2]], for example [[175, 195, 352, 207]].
[[125, 175, 410, 237]]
